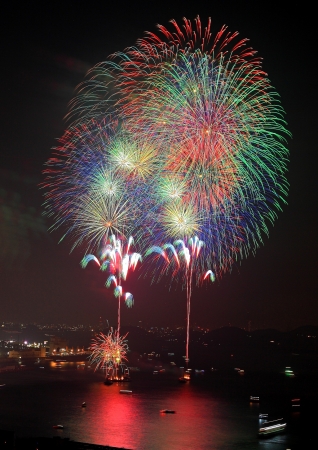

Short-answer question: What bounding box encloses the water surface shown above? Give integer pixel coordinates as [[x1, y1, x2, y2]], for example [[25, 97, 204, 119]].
[[0, 366, 314, 449]]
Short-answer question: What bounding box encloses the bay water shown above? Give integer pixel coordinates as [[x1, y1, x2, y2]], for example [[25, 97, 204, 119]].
[[0, 363, 314, 449]]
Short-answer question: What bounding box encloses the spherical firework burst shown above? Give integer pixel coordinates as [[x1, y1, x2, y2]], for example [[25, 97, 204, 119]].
[[89, 166, 124, 200], [121, 17, 288, 271], [43, 16, 290, 364], [73, 16, 289, 276], [71, 191, 136, 252], [108, 132, 159, 181], [42, 119, 159, 253]]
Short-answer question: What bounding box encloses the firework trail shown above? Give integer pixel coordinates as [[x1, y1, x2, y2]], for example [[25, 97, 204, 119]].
[[102, 234, 141, 334], [81, 234, 141, 335], [145, 236, 215, 363]]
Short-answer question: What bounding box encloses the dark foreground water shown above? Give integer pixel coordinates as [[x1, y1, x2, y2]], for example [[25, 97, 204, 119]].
[[0, 364, 316, 449]]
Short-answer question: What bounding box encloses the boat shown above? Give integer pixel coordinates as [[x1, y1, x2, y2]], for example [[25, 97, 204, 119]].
[[120, 389, 132, 394], [250, 396, 259, 403], [160, 409, 176, 414], [53, 425, 64, 429], [259, 413, 268, 419], [178, 376, 188, 383], [291, 398, 300, 408], [112, 376, 130, 382], [258, 418, 286, 436]]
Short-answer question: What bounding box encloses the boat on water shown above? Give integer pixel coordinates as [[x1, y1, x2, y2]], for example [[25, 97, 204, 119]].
[[179, 369, 191, 383], [111, 373, 132, 382], [258, 418, 286, 436], [53, 425, 64, 429], [178, 376, 188, 383], [291, 398, 301, 408], [250, 396, 260, 403], [259, 413, 268, 419], [120, 390, 132, 394], [160, 409, 176, 414]]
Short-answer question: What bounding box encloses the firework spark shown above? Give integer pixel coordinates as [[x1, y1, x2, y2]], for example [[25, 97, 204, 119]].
[[43, 16, 290, 365], [81, 234, 141, 334], [71, 16, 289, 275], [89, 330, 129, 379], [145, 236, 215, 362]]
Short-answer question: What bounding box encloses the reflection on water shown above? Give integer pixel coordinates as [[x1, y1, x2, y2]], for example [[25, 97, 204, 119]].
[[0, 367, 311, 449]]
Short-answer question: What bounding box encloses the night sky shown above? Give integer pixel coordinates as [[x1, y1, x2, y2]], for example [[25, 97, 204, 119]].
[[0, 1, 316, 331]]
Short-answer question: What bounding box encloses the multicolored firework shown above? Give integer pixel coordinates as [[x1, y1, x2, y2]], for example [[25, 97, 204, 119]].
[[42, 120, 159, 254], [89, 329, 129, 379], [68, 16, 289, 275], [125, 18, 288, 272], [43, 16, 290, 362], [81, 234, 141, 334], [145, 236, 215, 362]]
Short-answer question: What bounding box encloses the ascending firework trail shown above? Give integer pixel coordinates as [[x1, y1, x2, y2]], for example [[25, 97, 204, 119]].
[[145, 236, 215, 363], [81, 235, 141, 336]]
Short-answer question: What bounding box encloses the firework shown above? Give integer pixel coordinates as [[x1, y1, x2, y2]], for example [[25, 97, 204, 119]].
[[108, 132, 159, 181], [43, 16, 290, 364], [42, 119, 159, 253], [71, 191, 136, 253], [102, 235, 141, 334], [145, 236, 215, 362], [81, 234, 141, 334], [122, 19, 288, 270], [89, 329, 129, 379], [73, 16, 289, 275]]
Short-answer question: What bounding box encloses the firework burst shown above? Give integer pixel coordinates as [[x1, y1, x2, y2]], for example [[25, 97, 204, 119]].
[[145, 236, 215, 362], [43, 16, 290, 363], [71, 16, 289, 274], [42, 119, 158, 253], [81, 234, 141, 334], [89, 329, 129, 379]]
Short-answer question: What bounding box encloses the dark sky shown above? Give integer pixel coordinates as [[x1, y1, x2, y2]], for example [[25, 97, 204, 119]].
[[0, 1, 316, 331]]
